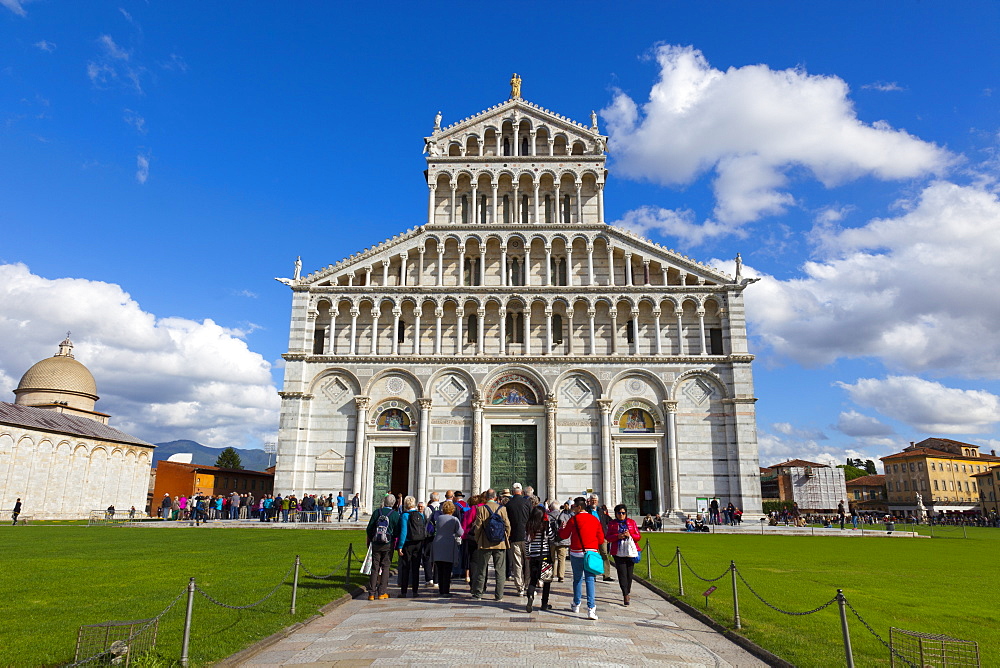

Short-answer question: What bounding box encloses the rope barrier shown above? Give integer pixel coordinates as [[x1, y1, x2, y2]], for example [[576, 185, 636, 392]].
[[734, 567, 838, 616], [63, 587, 187, 667], [300, 545, 354, 579], [195, 562, 295, 610], [844, 598, 918, 668], [679, 552, 730, 582], [646, 542, 677, 568]]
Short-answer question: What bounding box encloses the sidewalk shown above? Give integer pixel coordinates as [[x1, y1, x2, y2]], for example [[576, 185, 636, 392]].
[[236, 572, 770, 667]]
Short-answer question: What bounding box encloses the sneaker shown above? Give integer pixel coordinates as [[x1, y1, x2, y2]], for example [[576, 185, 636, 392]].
[[518, 590, 527, 597], [494, 595, 504, 602], [378, 594, 390, 600], [525, 595, 534, 613], [587, 607, 598, 620], [602, 576, 615, 582], [368, 595, 376, 601], [471, 594, 483, 600], [570, 604, 580, 613]]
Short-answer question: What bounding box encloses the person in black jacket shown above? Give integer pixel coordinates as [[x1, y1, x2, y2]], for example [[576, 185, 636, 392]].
[[366, 494, 402, 600], [504, 483, 532, 596], [12, 498, 22, 525]]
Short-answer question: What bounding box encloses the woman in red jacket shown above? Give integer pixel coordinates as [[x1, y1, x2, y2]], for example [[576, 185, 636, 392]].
[[605, 504, 642, 606], [558, 496, 605, 619]]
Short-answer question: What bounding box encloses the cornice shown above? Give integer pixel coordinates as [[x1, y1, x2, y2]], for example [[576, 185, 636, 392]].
[[281, 353, 750, 365]]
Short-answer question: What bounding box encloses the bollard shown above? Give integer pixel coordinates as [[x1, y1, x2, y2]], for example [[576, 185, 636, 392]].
[[730, 561, 741, 630], [290, 555, 300, 615], [676, 546, 684, 596], [645, 540, 651, 579], [346, 543, 353, 586], [837, 589, 854, 668], [180, 577, 195, 667]]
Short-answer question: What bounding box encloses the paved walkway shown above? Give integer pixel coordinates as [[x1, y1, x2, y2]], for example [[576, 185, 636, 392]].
[[238, 573, 768, 667]]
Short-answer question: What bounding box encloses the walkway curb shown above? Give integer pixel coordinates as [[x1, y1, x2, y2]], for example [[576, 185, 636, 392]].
[[634, 576, 792, 668], [215, 585, 364, 666]]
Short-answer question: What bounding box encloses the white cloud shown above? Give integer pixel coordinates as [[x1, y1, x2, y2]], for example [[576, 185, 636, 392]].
[[136, 152, 149, 183], [234, 289, 258, 299], [123, 109, 146, 134], [0, 0, 30, 16], [837, 376, 1000, 434], [862, 81, 905, 92], [834, 410, 894, 437], [160, 53, 188, 73], [98, 34, 129, 61], [613, 206, 737, 246], [33, 40, 56, 52], [0, 263, 279, 448], [772, 422, 828, 441], [602, 45, 951, 230], [747, 181, 1000, 376]]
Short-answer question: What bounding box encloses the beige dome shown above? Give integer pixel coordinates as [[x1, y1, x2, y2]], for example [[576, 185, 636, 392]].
[[16, 355, 98, 398]]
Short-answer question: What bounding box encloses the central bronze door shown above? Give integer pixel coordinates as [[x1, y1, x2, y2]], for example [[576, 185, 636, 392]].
[[490, 425, 537, 492]]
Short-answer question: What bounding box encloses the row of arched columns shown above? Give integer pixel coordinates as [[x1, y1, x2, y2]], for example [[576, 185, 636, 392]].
[[332, 235, 718, 289], [308, 295, 727, 358]]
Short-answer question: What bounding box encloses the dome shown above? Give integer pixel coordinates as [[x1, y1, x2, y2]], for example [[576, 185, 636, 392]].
[[14, 335, 99, 410], [16, 355, 98, 398]]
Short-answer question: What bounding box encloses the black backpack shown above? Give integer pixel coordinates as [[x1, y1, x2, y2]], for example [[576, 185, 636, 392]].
[[407, 510, 427, 542]]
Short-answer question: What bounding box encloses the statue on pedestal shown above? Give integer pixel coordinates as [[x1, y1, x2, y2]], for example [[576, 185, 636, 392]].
[[433, 111, 442, 131], [510, 73, 522, 99]]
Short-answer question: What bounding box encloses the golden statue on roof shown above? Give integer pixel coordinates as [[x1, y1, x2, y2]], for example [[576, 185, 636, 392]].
[[510, 73, 522, 99]]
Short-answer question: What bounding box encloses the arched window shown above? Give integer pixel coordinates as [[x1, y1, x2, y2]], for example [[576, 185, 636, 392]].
[[563, 194, 572, 223], [552, 313, 563, 344], [502, 194, 510, 224], [558, 257, 568, 286], [506, 312, 524, 343], [626, 318, 636, 344], [312, 326, 325, 354], [503, 138, 511, 156], [464, 258, 481, 286], [397, 321, 406, 343], [461, 195, 469, 224], [521, 194, 529, 224], [480, 195, 488, 224], [467, 313, 478, 343], [510, 258, 522, 286], [544, 194, 553, 223], [521, 137, 529, 156]]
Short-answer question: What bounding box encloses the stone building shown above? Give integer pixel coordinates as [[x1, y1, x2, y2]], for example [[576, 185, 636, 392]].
[[0, 336, 154, 519], [759, 459, 847, 513], [274, 83, 763, 517]]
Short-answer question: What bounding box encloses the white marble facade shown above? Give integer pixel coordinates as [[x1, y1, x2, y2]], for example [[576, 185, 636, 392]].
[[275, 91, 763, 517]]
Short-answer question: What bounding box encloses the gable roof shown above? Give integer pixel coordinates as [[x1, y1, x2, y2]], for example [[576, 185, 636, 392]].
[[0, 401, 152, 448], [768, 459, 830, 469], [433, 97, 597, 142], [881, 448, 1000, 463], [846, 474, 885, 487]]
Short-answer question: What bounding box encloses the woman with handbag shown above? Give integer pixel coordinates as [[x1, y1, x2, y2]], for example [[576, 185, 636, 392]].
[[606, 504, 642, 606], [430, 500, 463, 597], [558, 496, 605, 620], [524, 505, 554, 613]]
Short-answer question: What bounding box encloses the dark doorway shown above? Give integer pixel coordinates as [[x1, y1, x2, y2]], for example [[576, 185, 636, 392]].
[[620, 448, 658, 517], [371, 446, 412, 508]]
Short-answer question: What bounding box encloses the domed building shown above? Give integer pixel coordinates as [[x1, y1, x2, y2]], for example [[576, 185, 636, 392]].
[[0, 335, 154, 519]]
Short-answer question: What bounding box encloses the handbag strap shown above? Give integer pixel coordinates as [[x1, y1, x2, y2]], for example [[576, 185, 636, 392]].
[[572, 513, 592, 552]]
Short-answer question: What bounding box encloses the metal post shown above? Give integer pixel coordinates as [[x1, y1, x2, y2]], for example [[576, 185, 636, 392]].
[[346, 543, 353, 586], [645, 540, 651, 579], [676, 546, 684, 596], [290, 555, 300, 614], [962, 524, 967, 539], [837, 589, 855, 668], [730, 561, 741, 630], [180, 577, 195, 668]]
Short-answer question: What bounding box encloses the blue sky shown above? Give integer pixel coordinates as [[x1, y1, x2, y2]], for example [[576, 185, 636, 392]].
[[3, 2, 1000, 468]]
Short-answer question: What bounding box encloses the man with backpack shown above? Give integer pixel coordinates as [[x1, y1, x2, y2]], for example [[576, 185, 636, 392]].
[[471, 488, 511, 601], [366, 494, 401, 600], [504, 482, 532, 596], [396, 496, 427, 598]]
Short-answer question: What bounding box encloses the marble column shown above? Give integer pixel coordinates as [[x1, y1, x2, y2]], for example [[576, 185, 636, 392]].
[[382, 259, 390, 286], [458, 246, 466, 287], [624, 253, 633, 286], [472, 396, 484, 493], [427, 184, 436, 225], [450, 183, 458, 224], [545, 308, 553, 355], [664, 400, 680, 513], [587, 308, 596, 355], [392, 309, 401, 355], [437, 249, 445, 286], [477, 308, 485, 355], [587, 244, 595, 286], [653, 310, 663, 355], [399, 253, 408, 287], [349, 308, 359, 355], [352, 396, 370, 511], [434, 307, 443, 355], [598, 399, 613, 501], [566, 307, 575, 355], [416, 398, 432, 502], [697, 308, 707, 355], [607, 246, 615, 286], [370, 305, 380, 355], [456, 307, 464, 355], [545, 394, 557, 500], [413, 308, 422, 355]]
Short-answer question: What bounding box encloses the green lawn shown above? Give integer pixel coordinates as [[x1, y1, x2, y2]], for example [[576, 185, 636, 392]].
[[0, 525, 367, 667], [642, 528, 999, 667]]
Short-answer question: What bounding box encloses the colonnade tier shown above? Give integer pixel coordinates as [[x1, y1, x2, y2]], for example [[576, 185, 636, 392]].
[[305, 295, 731, 358], [437, 116, 598, 157], [321, 232, 722, 289]]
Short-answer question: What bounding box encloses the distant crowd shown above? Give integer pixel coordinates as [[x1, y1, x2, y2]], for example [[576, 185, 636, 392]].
[[158, 491, 361, 524]]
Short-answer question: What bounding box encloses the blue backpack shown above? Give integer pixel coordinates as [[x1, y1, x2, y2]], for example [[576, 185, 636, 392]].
[[484, 504, 506, 543], [372, 508, 392, 545]]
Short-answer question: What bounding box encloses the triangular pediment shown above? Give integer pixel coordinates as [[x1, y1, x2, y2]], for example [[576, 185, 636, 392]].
[[430, 98, 601, 147]]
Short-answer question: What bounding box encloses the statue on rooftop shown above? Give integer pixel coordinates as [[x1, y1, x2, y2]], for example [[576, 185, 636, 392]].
[[433, 111, 442, 131], [294, 256, 302, 281], [510, 73, 522, 99], [735, 253, 743, 283]]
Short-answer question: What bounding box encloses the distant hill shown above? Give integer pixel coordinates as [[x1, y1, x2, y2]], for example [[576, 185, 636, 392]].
[[153, 440, 272, 472]]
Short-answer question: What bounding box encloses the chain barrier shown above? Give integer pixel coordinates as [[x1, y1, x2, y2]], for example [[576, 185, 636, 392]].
[[63, 587, 187, 667], [300, 545, 354, 579], [645, 542, 677, 569], [733, 567, 838, 616], [679, 552, 730, 582], [844, 598, 918, 668], [195, 562, 295, 610]]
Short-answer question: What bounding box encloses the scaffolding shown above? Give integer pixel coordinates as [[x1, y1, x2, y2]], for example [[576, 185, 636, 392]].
[[890, 627, 980, 667]]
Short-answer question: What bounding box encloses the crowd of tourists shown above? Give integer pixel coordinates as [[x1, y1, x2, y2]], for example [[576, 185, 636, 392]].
[[363, 485, 643, 621], [157, 491, 361, 523]]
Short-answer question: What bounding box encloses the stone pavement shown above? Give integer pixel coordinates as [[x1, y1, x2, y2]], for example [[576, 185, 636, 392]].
[[237, 572, 769, 667]]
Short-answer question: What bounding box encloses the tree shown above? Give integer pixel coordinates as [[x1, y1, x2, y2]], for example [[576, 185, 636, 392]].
[[864, 459, 877, 475], [837, 464, 868, 481], [215, 447, 243, 470]]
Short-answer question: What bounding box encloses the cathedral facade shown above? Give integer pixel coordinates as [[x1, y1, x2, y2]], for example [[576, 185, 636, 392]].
[[275, 86, 762, 517]]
